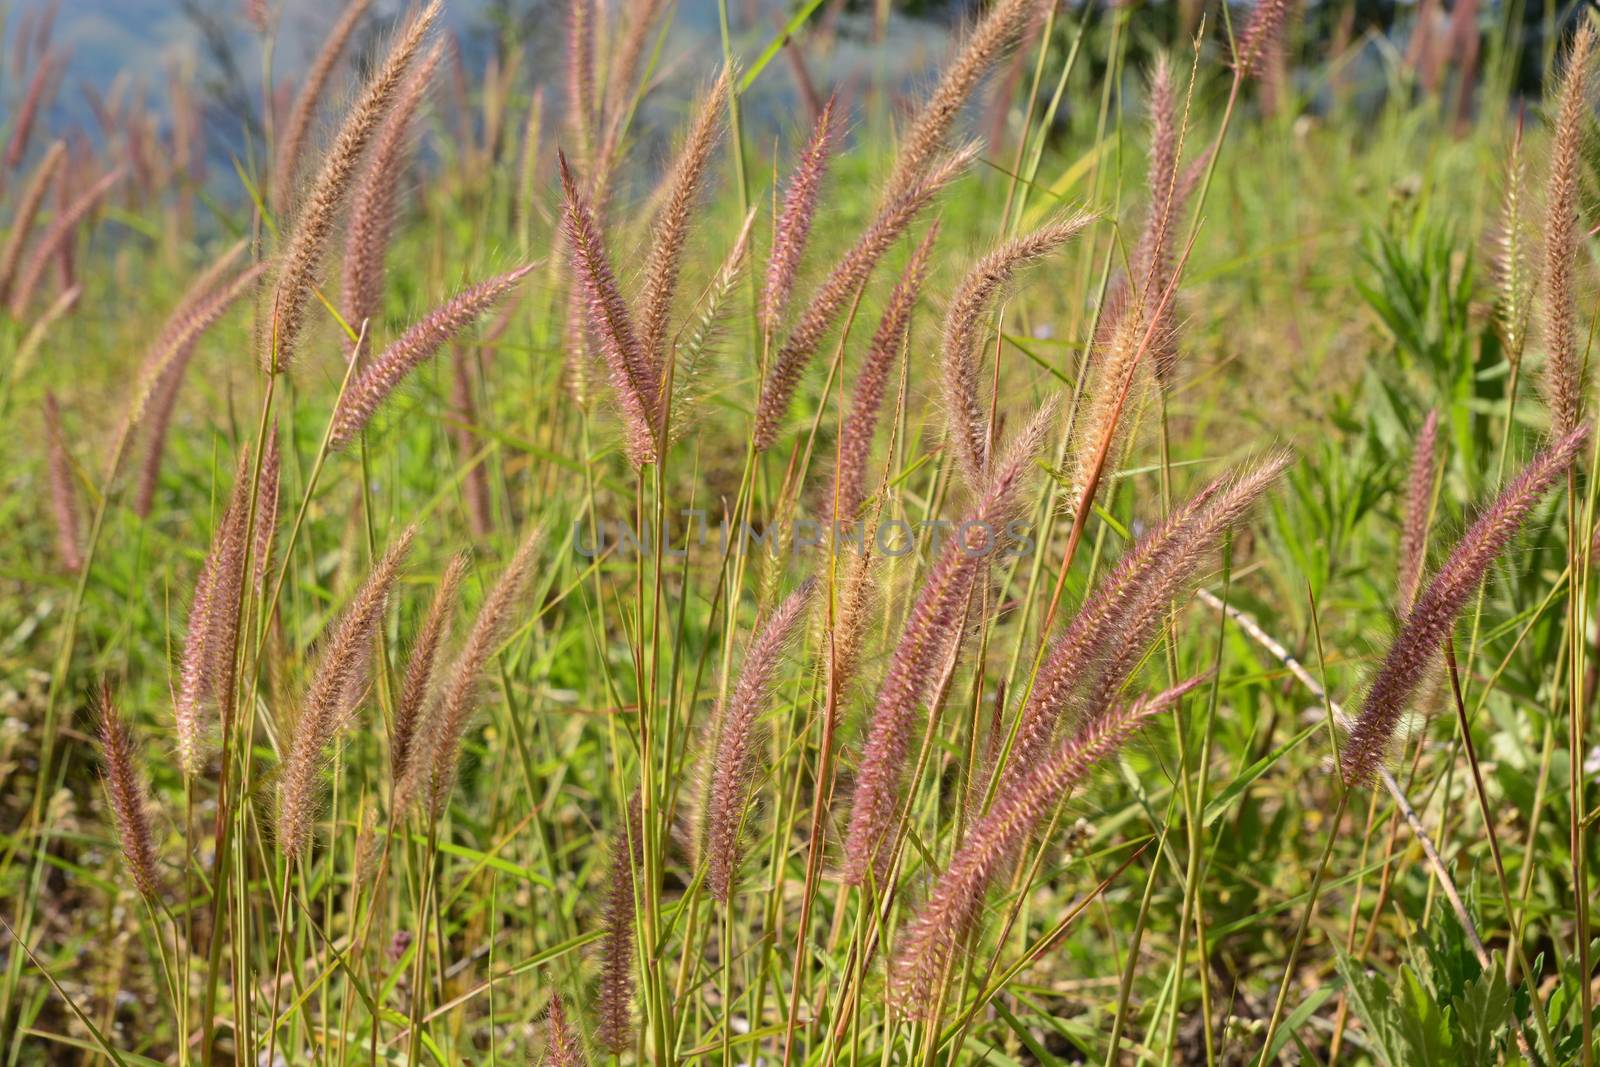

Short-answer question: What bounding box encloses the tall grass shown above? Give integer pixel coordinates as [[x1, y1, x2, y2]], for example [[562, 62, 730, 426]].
[[5, 2, 1600, 1065]]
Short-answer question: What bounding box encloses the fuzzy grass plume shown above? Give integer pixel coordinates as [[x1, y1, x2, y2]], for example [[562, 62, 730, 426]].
[[941, 213, 1093, 490], [763, 97, 837, 337], [597, 791, 642, 1055], [754, 141, 978, 452], [264, 0, 440, 374], [829, 223, 938, 525], [559, 149, 660, 464], [1398, 410, 1440, 614], [636, 67, 731, 372], [43, 391, 81, 573], [883, 0, 1039, 194], [393, 552, 468, 783], [277, 527, 414, 857], [1540, 23, 1596, 437], [271, 0, 373, 213], [341, 40, 443, 360], [1340, 426, 1587, 784], [1008, 451, 1290, 778], [97, 681, 163, 900], [0, 138, 65, 303], [705, 581, 814, 901], [330, 264, 533, 449], [888, 677, 1204, 1016], [399, 526, 543, 821]]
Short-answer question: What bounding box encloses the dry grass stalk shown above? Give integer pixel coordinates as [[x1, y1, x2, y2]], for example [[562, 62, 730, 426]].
[[270, 0, 374, 214], [636, 67, 731, 371], [763, 97, 837, 337], [43, 391, 82, 573], [1341, 425, 1588, 784], [888, 677, 1204, 1016], [394, 553, 468, 783], [829, 223, 938, 526], [329, 264, 533, 449], [341, 41, 443, 361], [277, 527, 415, 857], [0, 138, 65, 302], [842, 400, 1056, 886], [941, 213, 1093, 490], [97, 681, 163, 899], [705, 581, 815, 901], [883, 0, 1038, 195], [754, 141, 979, 452], [1540, 23, 1596, 437], [263, 0, 440, 374]]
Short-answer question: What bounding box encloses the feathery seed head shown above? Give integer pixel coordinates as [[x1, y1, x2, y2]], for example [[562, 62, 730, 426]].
[[706, 580, 815, 901], [398, 526, 543, 822], [0, 139, 65, 303], [1234, 0, 1293, 79], [941, 212, 1094, 490], [278, 527, 415, 857], [98, 681, 163, 899], [754, 141, 978, 452], [559, 149, 661, 465], [889, 676, 1204, 1016], [829, 222, 939, 525], [394, 552, 468, 783], [764, 97, 838, 336], [263, 0, 440, 374], [341, 40, 443, 362], [44, 391, 81, 573], [270, 0, 373, 213], [1540, 23, 1597, 437], [597, 791, 644, 1054], [544, 990, 588, 1066], [330, 264, 533, 449], [637, 67, 732, 372], [884, 0, 1039, 194], [1398, 410, 1440, 615], [1012, 452, 1290, 776], [1340, 425, 1587, 785]]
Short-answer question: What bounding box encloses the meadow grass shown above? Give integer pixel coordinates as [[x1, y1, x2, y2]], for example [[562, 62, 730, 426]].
[[2, 1, 1599, 1064]]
